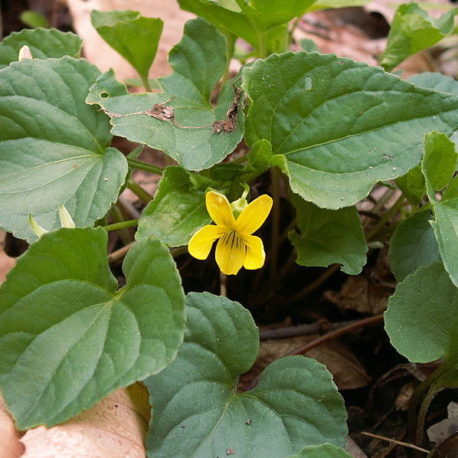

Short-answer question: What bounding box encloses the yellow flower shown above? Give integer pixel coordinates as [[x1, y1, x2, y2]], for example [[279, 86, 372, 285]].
[[188, 191, 273, 275]]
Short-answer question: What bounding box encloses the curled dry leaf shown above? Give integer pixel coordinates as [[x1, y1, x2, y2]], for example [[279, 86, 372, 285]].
[[20, 384, 150, 458]]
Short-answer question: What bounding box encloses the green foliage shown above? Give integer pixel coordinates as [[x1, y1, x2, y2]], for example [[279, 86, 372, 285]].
[[389, 210, 440, 282], [91, 10, 163, 85], [288, 443, 351, 457], [145, 292, 347, 457], [87, 19, 244, 171], [289, 194, 367, 275], [0, 28, 82, 68], [380, 3, 457, 71], [385, 263, 458, 364], [421, 132, 458, 287], [0, 57, 127, 241], [20, 11, 49, 29], [177, 0, 317, 54], [136, 167, 212, 246], [310, 0, 369, 11], [396, 166, 425, 205], [242, 52, 458, 209], [410, 72, 458, 95], [0, 228, 185, 429]]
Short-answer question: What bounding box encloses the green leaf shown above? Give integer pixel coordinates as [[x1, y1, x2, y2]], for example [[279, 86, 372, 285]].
[[242, 52, 458, 209], [145, 292, 347, 457], [288, 443, 351, 458], [177, 0, 257, 46], [310, 0, 369, 12], [177, 0, 316, 51], [410, 72, 458, 95], [91, 10, 163, 82], [20, 11, 49, 29], [136, 167, 211, 246], [385, 262, 458, 363], [248, 139, 273, 175], [289, 194, 367, 275], [422, 131, 456, 192], [0, 228, 185, 429], [380, 3, 457, 71], [389, 210, 440, 281], [420, 132, 458, 287], [87, 19, 244, 171], [0, 28, 82, 68], [396, 166, 425, 205], [0, 57, 127, 242]]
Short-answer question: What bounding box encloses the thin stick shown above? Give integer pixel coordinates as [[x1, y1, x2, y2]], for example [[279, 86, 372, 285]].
[[287, 315, 383, 356], [108, 242, 135, 264], [289, 264, 340, 303], [261, 318, 367, 341], [361, 432, 429, 454]]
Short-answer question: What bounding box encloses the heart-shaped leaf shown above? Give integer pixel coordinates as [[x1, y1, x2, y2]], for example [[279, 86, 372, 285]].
[[289, 194, 367, 275], [385, 262, 458, 363], [0, 228, 185, 429], [0, 57, 127, 241], [136, 166, 211, 246], [242, 52, 458, 209], [389, 210, 440, 282], [145, 292, 347, 457], [87, 18, 244, 171], [91, 10, 163, 84], [0, 28, 82, 68]]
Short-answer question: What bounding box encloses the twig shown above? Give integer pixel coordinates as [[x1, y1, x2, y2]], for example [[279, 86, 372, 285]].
[[260, 318, 371, 341], [289, 264, 340, 303], [108, 242, 135, 264], [220, 272, 227, 297], [287, 315, 383, 355], [361, 432, 429, 454]]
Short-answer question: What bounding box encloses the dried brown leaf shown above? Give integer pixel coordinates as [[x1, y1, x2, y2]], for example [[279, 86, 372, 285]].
[[20, 384, 150, 458]]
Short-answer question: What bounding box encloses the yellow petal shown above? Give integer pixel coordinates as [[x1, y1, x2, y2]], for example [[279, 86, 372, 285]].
[[188, 225, 226, 260], [206, 191, 235, 227], [215, 231, 246, 275], [243, 234, 265, 270], [235, 194, 273, 235]]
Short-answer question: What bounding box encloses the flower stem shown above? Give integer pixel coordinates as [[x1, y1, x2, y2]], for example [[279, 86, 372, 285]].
[[269, 167, 281, 281], [367, 194, 406, 241], [126, 178, 153, 203], [141, 74, 152, 92], [127, 158, 164, 175], [103, 219, 138, 232]]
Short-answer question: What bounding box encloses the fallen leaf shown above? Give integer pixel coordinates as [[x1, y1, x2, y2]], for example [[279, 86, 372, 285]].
[[20, 384, 150, 457], [247, 338, 370, 390]]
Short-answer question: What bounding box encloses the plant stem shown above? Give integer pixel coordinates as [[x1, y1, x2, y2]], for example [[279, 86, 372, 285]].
[[103, 219, 138, 232], [110, 204, 134, 245], [127, 158, 164, 175], [367, 194, 406, 241], [289, 264, 340, 303], [269, 167, 281, 281], [141, 74, 152, 92], [126, 178, 153, 203]]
